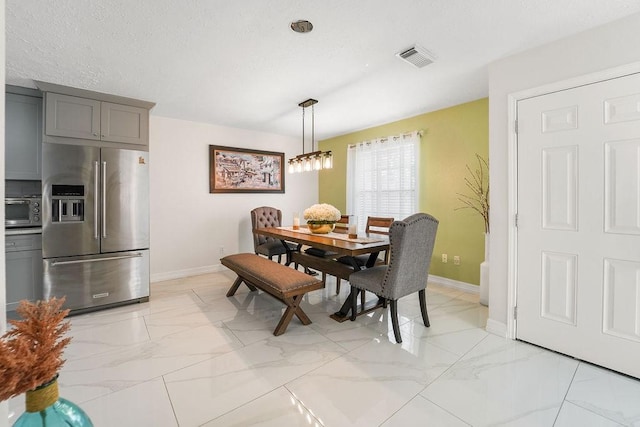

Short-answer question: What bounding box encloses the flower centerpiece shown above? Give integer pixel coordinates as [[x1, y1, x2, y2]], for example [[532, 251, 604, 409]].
[[303, 203, 341, 234], [1, 297, 94, 426]]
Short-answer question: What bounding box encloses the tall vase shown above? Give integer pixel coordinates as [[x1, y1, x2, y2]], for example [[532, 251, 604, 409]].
[[13, 375, 93, 427], [479, 232, 489, 306]]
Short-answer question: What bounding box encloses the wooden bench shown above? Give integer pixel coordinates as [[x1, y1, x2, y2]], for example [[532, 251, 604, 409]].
[[220, 253, 324, 336]]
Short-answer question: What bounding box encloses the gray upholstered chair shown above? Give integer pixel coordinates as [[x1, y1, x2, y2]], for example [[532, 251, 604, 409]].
[[348, 213, 439, 343], [250, 206, 295, 263]]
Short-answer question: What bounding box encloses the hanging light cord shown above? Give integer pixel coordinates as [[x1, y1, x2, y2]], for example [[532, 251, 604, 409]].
[[288, 98, 333, 173]]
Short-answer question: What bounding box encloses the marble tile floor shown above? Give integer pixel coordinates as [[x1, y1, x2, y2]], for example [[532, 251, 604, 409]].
[[8, 271, 640, 426]]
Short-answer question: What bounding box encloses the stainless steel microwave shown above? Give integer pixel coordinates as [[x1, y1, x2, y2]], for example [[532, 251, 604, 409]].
[[5, 196, 42, 228]]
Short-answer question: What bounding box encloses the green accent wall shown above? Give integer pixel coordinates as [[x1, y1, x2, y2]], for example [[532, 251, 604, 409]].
[[318, 98, 488, 285]]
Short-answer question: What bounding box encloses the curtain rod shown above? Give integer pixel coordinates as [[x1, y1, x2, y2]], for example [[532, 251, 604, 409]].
[[348, 130, 423, 148]]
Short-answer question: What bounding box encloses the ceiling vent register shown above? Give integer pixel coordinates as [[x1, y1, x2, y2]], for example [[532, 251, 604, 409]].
[[396, 45, 436, 68]]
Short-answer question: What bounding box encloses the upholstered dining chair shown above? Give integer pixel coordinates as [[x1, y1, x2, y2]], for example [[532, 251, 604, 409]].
[[348, 213, 439, 343], [250, 206, 296, 263]]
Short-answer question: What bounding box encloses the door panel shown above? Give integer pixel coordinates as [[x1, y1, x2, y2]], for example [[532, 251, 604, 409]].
[[602, 258, 640, 343], [540, 251, 577, 325], [100, 148, 149, 252], [6, 93, 43, 180], [100, 102, 148, 145], [517, 72, 640, 379], [42, 143, 100, 258], [541, 145, 578, 230], [604, 139, 640, 234], [43, 250, 149, 312], [45, 93, 101, 140]]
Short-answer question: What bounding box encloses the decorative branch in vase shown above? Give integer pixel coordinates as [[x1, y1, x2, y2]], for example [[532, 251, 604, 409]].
[[0, 297, 94, 426], [455, 154, 489, 233], [456, 153, 490, 306]]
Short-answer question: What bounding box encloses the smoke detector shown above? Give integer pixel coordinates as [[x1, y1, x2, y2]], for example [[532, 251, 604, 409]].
[[396, 45, 436, 68], [291, 20, 313, 33]]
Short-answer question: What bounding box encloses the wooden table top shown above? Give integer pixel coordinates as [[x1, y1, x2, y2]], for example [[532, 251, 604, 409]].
[[255, 226, 389, 257]]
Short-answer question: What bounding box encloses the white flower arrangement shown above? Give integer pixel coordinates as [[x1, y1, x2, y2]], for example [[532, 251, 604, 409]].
[[303, 203, 341, 224]]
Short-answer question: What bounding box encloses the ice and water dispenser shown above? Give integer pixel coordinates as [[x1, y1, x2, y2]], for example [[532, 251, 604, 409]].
[[51, 185, 85, 223]]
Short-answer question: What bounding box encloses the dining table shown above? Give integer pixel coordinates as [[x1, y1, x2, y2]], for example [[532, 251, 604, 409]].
[[253, 226, 390, 322]]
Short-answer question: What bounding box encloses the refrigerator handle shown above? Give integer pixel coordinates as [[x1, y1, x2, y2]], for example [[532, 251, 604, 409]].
[[51, 253, 144, 266], [102, 160, 107, 238], [94, 161, 99, 239]]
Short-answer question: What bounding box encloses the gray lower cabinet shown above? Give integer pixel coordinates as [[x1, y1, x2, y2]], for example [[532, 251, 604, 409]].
[[5, 91, 43, 180], [45, 93, 149, 145], [6, 233, 43, 312]]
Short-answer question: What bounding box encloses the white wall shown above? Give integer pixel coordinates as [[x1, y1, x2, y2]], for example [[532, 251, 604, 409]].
[[1, 0, 7, 424], [487, 13, 640, 334], [149, 116, 318, 282]]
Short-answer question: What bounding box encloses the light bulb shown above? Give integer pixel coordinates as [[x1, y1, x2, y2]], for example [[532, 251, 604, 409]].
[[323, 152, 333, 169]]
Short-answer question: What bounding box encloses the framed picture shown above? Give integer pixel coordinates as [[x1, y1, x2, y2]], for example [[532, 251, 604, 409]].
[[209, 145, 285, 193]]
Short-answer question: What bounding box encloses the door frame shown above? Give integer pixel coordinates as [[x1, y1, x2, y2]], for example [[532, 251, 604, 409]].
[[506, 61, 640, 339]]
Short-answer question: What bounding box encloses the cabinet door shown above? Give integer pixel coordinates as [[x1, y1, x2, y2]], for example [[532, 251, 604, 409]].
[[45, 93, 101, 140], [100, 102, 149, 145], [5, 93, 42, 180], [6, 250, 43, 312]]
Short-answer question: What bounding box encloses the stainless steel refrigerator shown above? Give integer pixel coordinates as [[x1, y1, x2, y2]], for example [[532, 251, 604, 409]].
[[42, 142, 150, 312]]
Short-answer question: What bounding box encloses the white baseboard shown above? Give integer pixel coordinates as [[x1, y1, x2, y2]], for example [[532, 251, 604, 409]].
[[151, 264, 226, 283], [485, 318, 508, 338], [428, 275, 479, 294]]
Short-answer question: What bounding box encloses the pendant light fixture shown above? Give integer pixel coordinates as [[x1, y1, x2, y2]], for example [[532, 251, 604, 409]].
[[288, 98, 333, 174]]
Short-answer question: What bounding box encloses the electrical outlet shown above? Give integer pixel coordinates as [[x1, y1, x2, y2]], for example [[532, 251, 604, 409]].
[[219, 246, 225, 255], [441, 253, 448, 263], [453, 255, 461, 265]]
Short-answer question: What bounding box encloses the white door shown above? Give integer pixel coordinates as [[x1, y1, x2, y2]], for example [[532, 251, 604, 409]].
[[517, 72, 640, 379]]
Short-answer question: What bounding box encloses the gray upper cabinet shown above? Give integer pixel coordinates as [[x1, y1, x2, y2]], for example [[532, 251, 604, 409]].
[[5, 91, 43, 180], [45, 93, 101, 140], [45, 94, 149, 145], [100, 101, 149, 145], [36, 80, 155, 147]]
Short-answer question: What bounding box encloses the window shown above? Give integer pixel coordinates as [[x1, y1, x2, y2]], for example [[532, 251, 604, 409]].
[[346, 132, 420, 231]]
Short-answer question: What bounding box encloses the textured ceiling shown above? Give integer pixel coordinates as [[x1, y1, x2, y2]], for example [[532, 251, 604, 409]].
[[6, 1, 640, 141]]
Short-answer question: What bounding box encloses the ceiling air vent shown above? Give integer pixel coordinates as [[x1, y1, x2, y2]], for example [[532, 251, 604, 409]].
[[396, 45, 436, 68]]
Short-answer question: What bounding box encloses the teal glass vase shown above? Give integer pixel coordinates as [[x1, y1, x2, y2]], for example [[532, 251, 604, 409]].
[[13, 376, 93, 427]]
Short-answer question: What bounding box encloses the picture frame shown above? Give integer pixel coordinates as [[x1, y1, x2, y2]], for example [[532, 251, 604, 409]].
[[209, 145, 285, 193]]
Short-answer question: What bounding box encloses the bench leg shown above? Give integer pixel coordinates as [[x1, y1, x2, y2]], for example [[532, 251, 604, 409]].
[[274, 294, 309, 336], [226, 276, 257, 297], [290, 297, 312, 325]]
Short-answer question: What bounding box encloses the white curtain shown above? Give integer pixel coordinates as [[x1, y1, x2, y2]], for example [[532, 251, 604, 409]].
[[346, 131, 420, 232]]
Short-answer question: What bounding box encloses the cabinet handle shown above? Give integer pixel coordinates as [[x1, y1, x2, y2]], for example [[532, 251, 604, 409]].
[[93, 132, 98, 136], [6, 242, 16, 246]]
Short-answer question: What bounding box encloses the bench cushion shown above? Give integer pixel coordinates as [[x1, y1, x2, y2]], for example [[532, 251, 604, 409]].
[[221, 253, 322, 297]]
